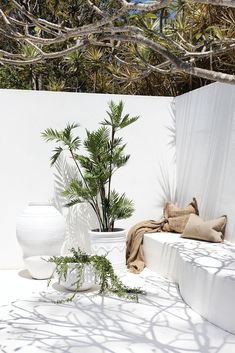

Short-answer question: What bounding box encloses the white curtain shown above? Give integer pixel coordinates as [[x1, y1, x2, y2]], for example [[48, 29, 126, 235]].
[[175, 82, 235, 242]]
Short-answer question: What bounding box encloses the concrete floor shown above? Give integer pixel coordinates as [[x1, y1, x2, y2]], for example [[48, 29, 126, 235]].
[[0, 269, 235, 353]]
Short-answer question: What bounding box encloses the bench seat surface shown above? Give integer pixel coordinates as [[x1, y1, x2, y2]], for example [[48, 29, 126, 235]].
[[144, 232, 235, 334]]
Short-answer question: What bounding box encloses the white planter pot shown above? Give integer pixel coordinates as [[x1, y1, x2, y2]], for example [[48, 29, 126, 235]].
[[88, 228, 127, 272], [60, 263, 95, 291], [16, 202, 66, 279]]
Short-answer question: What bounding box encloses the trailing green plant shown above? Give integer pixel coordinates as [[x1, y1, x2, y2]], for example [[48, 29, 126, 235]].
[[47, 248, 144, 303], [42, 101, 139, 231]]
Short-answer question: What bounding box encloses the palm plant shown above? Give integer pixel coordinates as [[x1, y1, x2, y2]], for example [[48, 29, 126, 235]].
[[42, 101, 139, 232]]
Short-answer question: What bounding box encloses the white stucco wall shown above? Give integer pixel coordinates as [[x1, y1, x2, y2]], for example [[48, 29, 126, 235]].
[[0, 89, 175, 268], [176, 82, 235, 243]]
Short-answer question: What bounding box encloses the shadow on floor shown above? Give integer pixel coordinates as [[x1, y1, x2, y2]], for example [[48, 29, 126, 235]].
[[0, 273, 235, 353]]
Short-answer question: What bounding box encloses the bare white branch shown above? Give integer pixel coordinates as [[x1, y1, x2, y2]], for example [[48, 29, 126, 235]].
[[86, 0, 105, 16], [0, 0, 233, 85], [193, 0, 235, 7], [118, 0, 171, 11], [0, 9, 11, 25]]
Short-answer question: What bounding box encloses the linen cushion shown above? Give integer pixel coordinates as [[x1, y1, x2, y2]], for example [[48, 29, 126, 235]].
[[181, 214, 227, 243], [163, 215, 192, 234], [164, 197, 199, 218], [163, 198, 199, 233]]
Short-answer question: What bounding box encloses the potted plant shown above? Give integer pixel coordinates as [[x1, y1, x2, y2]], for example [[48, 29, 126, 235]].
[[47, 248, 143, 303], [42, 101, 139, 271]]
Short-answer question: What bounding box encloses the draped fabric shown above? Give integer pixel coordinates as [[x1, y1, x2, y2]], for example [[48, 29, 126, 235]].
[[126, 219, 166, 273], [175, 83, 235, 243], [126, 199, 198, 273]]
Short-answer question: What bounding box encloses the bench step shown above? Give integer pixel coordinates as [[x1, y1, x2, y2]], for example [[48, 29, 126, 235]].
[[144, 232, 235, 334]]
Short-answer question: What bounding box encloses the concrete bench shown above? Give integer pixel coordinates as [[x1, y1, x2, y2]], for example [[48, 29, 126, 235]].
[[144, 232, 235, 334]]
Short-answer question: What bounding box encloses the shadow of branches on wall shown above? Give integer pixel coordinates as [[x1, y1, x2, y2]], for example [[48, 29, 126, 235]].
[[155, 101, 176, 209], [53, 156, 97, 254]]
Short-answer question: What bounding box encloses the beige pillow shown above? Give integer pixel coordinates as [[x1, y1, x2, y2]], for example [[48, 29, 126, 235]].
[[181, 214, 227, 243], [163, 198, 199, 233], [164, 197, 199, 218], [163, 215, 191, 234]]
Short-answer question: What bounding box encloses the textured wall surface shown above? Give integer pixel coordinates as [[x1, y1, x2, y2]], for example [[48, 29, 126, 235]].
[[176, 82, 235, 242], [0, 90, 175, 268]]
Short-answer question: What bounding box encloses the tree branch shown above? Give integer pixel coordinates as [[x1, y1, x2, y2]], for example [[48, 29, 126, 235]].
[[118, 0, 171, 11], [86, 0, 105, 16], [0, 0, 234, 85], [106, 33, 235, 84], [193, 0, 235, 7]]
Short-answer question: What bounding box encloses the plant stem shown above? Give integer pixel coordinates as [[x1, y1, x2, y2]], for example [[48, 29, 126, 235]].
[[69, 146, 104, 229], [89, 201, 104, 230], [107, 126, 115, 231], [99, 186, 106, 230]]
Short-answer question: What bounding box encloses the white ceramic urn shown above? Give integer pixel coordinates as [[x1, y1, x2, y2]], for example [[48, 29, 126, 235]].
[[16, 202, 66, 279], [88, 228, 127, 272]]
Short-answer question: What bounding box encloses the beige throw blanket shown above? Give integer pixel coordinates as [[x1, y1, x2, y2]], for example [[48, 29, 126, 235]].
[[126, 198, 199, 273], [126, 219, 167, 273]]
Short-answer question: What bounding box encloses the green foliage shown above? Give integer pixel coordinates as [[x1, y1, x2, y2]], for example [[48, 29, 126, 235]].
[[48, 248, 144, 303], [108, 191, 135, 225], [0, 1, 235, 95], [42, 123, 80, 165], [42, 101, 139, 231], [0, 65, 31, 90]]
